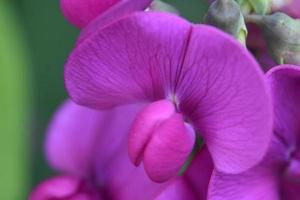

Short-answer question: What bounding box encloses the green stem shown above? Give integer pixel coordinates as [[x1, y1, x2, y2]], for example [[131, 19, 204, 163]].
[[0, 1, 31, 199]]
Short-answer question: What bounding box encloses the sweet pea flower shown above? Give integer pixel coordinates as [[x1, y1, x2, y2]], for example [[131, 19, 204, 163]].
[[29, 100, 213, 200], [64, 12, 273, 182], [209, 65, 300, 200], [60, 0, 153, 28]]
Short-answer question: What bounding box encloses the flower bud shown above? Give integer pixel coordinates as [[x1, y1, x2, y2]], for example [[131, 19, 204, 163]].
[[258, 12, 300, 64], [205, 0, 247, 44], [236, 0, 271, 14]]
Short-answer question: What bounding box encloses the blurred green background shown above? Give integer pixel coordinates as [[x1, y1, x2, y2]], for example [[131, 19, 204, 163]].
[[0, 0, 207, 199]]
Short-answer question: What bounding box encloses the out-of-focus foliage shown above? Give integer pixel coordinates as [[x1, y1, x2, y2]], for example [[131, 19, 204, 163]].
[[164, 0, 208, 22], [16, 0, 79, 187], [0, 1, 31, 199]]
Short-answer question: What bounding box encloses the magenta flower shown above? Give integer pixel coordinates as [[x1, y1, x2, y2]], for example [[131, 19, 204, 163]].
[[61, 0, 120, 28], [209, 65, 300, 200], [64, 12, 273, 181], [29, 100, 213, 200], [61, 0, 153, 46], [60, 0, 153, 29]]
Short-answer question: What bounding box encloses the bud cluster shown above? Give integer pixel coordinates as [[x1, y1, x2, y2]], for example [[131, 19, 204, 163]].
[[206, 0, 300, 66]]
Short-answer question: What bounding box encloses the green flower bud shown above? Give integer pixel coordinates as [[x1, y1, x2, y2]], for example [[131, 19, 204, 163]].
[[256, 12, 300, 64], [206, 0, 247, 44], [236, 0, 271, 14]]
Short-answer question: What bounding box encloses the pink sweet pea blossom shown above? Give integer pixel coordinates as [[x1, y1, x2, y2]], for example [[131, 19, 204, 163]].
[[61, 0, 153, 45], [60, 0, 120, 28], [29, 100, 213, 200], [64, 12, 273, 182], [60, 0, 152, 28], [208, 65, 300, 200]]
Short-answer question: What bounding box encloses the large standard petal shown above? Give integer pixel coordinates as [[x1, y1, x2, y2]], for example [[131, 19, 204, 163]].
[[266, 65, 300, 147], [208, 137, 287, 200], [65, 12, 191, 109], [65, 12, 273, 173], [46, 100, 142, 179], [60, 0, 120, 28], [175, 24, 273, 174]]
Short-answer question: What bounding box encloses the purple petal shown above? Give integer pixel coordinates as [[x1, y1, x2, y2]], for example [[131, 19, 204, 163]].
[[281, 175, 300, 200], [78, 0, 153, 44], [60, 0, 120, 28], [65, 12, 191, 109], [143, 113, 195, 182], [178, 24, 272, 173], [129, 100, 195, 182], [29, 176, 101, 200], [255, 48, 276, 72], [246, 23, 266, 49], [104, 146, 171, 199], [208, 170, 280, 200], [155, 147, 213, 200], [266, 65, 300, 147], [129, 100, 176, 166], [184, 146, 214, 200], [46, 100, 142, 179], [154, 181, 198, 200], [65, 12, 273, 173], [105, 139, 211, 199], [208, 136, 287, 200]]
